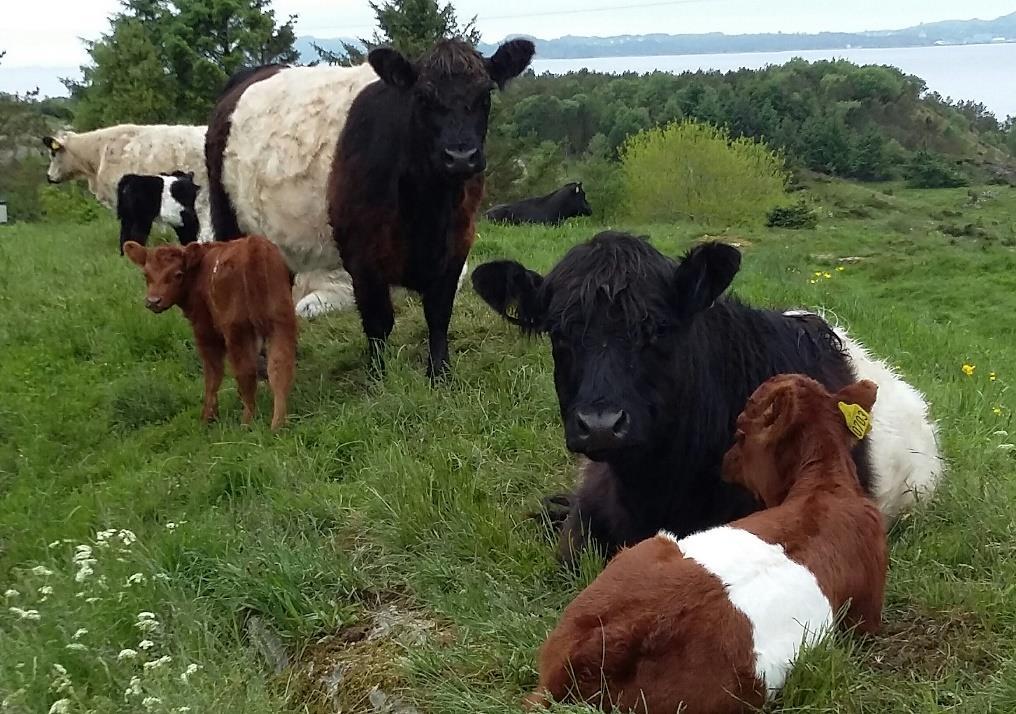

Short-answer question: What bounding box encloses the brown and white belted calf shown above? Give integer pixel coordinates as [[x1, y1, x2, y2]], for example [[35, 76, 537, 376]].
[[526, 373, 888, 713]]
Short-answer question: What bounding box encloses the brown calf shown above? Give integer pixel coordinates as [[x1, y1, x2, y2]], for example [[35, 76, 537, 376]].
[[527, 374, 887, 713], [123, 236, 297, 431]]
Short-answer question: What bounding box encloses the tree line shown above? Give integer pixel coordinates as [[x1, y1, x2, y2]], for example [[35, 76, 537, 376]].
[[3, 0, 1015, 221]]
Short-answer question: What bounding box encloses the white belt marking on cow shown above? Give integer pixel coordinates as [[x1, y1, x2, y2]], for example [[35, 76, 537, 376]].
[[658, 528, 834, 697]]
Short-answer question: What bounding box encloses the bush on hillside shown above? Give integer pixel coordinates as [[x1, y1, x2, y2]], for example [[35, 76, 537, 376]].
[[905, 151, 969, 189], [766, 201, 818, 229], [620, 120, 788, 226], [39, 183, 105, 224]]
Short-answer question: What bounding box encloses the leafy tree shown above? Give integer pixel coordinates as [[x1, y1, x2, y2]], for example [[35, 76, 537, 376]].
[[69, 0, 298, 128], [316, 0, 479, 65]]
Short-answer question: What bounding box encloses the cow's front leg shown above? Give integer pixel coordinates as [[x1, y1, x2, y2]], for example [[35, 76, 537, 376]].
[[352, 269, 395, 376], [422, 255, 467, 381]]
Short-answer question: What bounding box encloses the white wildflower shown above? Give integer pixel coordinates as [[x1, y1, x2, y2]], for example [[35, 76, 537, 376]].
[[999, 443, 1015, 451], [85, 597, 100, 604], [119, 530, 138, 546], [138, 639, 155, 651], [180, 663, 201, 683], [65, 643, 88, 652], [31, 566, 54, 577], [994, 430, 1009, 437], [136, 619, 159, 633], [3, 589, 19, 598], [126, 573, 146, 586], [124, 676, 143, 700], [39, 585, 54, 597], [9, 607, 40, 621], [176, 708, 192, 713], [96, 529, 117, 542], [73, 563, 94, 583], [50, 664, 72, 695], [142, 697, 162, 711], [143, 655, 172, 670], [117, 649, 138, 661], [73, 628, 88, 640], [48, 540, 62, 548], [165, 522, 178, 530], [152, 573, 170, 582], [137, 611, 157, 620], [72, 545, 93, 562], [48, 699, 71, 714]]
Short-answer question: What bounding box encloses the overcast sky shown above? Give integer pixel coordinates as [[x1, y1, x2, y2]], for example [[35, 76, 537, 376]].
[[1, 0, 1014, 67]]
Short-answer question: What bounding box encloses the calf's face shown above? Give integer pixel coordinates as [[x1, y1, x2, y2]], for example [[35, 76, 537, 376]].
[[369, 39, 534, 179], [722, 375, 878, 506], [472, 232, 741, 461], [123, 241, 202, 313]]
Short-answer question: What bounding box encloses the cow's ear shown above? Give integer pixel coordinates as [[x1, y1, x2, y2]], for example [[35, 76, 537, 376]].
[[671, 241, 741, 317], [123, 241, 148, 267], [42, 136, 62, 152], [486, 39, 535, 90], [471, 260, 547, 333], [369, 48, 417, 89], [183, 242, 206, 271]]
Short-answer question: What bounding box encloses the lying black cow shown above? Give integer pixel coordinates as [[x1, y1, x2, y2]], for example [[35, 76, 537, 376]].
[[116, 171, 200, 255], [472, 231, 941, 566], [485, 182, 592, 225]]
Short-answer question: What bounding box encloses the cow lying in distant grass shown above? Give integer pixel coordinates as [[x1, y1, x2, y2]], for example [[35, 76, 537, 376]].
[[473, 231, 942, 565], [116, 171, 201, 254], [485, 182, 593, 225], [123, 236, 297, 431], [526, 374, 888, 713]]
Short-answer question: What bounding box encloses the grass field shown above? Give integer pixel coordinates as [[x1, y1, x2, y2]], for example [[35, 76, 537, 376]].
[[2, 180, 1016, 713]]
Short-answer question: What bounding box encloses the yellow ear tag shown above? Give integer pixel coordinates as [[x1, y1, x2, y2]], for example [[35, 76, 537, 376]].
[[838, 402, 872, 440], [50, 141, 62, 152]]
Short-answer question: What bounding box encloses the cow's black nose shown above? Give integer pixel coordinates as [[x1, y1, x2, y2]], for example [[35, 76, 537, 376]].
[[571, 409, 630, 453], [443, 148, 479, 173]]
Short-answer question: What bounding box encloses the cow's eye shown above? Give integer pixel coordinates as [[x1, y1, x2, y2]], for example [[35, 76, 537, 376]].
[[174, 271, 184, 281]]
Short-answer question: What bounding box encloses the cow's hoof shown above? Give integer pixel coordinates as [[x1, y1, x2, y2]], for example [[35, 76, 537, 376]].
[[527, 493, 572, 530]]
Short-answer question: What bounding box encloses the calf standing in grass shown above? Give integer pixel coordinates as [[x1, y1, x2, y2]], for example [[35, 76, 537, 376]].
[[526, 374, 887, 713], [123, 236, 296, 431]]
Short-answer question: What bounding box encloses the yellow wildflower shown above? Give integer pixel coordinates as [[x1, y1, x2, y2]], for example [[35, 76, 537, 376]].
[[962, 364, 976, 377], [809, 279, 818, 284], [993, 406, 1003, 416], [836, 266, 845, 272], [823, 272, 832, 279], [990, 372, 997, 382], [813, 271, 823, 277]]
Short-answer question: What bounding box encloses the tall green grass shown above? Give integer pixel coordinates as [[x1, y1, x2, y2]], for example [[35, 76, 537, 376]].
[[2, 181, 1016, 712]]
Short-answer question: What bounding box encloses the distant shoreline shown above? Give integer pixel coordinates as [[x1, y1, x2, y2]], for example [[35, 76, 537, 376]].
[[527, 40, 1016, 64]]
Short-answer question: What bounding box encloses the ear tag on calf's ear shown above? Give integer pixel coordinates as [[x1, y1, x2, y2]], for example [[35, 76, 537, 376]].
[[838, 402, 872, 440]]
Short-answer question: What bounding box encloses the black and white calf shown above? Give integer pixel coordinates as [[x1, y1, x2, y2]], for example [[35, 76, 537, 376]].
[[473, 231, 943, 565], [116, 172, 201, 255]]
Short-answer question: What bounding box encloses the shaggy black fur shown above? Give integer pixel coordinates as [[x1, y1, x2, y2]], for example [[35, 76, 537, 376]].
[[485, 182, 593, 225], [328, 38, 534, 379], [473, 231, 871, 565]]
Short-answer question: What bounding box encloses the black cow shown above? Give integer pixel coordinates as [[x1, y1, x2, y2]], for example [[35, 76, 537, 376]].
[[206, 39, 536, 379], [472, 231, 939, 565], [485, 182, 593, 225], [116, 172, 200, 255]]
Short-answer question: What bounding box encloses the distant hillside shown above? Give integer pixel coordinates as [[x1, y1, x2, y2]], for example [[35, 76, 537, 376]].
[[296, 12, 1016, 63]]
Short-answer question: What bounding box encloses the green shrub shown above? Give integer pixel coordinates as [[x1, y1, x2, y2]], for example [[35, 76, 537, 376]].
[[905, 150, 969, 189], [620, 120, 788, 226], [766, 201, 818, 229], [39, 182, 104, 223], [0, 155, 47, 222]]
